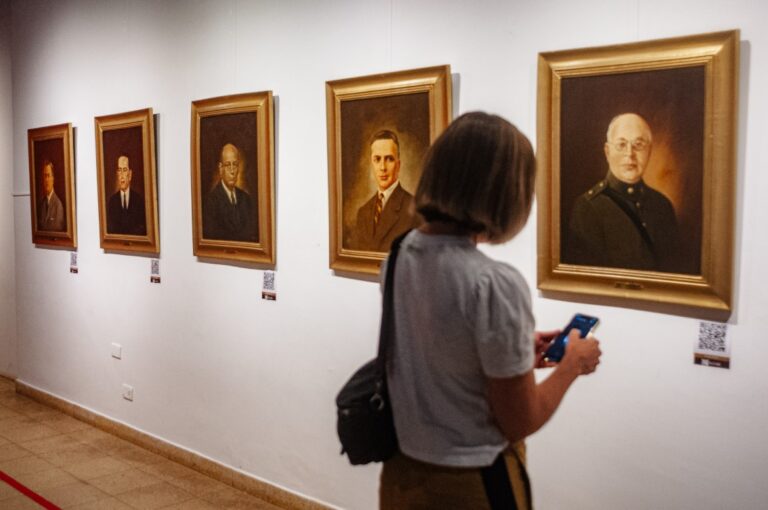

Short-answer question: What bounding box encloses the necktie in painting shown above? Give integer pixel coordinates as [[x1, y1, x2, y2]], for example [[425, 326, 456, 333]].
[[374, 192, 384, 227]]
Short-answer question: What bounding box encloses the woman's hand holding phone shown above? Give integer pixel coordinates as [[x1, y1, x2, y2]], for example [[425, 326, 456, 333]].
[[561, 329, 602, 376], [534, 330, 560, 369]]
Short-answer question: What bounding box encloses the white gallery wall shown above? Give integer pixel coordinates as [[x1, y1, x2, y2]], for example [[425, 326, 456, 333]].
[[0, 0, 17, 378], [7, 0, 768, 508]]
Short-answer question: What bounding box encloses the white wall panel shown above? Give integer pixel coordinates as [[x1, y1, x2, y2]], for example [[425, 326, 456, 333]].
[[9, 0, 768, 508], [0, 0, 17, 378]]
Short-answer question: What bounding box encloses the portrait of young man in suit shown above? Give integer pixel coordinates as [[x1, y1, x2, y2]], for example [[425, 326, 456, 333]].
[[348, 130, 419, 252]]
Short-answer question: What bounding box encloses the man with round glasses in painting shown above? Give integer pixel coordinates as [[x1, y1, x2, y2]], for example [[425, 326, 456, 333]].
[[564, 113, 683, 272], [203, 143, 257, 242]]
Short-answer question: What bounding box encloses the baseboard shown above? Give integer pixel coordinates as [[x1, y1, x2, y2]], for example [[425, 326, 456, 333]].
[[15, 380, 333, 510]]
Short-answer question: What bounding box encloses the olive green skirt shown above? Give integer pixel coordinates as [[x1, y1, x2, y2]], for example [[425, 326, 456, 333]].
[[380, 442, 531, 510]]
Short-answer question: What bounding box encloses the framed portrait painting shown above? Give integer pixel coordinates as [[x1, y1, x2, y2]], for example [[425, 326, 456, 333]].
[[28, 123, 77, 248], [95, 108, 159, 254], [191, 91, 275, 264], [536, 30, 739, 320], [326, 65, 452, 275]]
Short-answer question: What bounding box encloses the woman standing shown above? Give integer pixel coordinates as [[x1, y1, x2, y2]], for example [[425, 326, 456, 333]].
[[380, 112, 602, 509]]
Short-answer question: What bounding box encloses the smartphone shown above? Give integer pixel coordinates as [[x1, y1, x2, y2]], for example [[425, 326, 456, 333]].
[[543, 313, 600, 363]]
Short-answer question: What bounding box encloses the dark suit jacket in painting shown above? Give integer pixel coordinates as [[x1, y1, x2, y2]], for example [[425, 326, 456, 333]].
[[203, 182, 258, 242], [349, 183, 419, 252], [107, 189, 147, 236], [37, 190, 66, 232], [564, 172, 693, 274]]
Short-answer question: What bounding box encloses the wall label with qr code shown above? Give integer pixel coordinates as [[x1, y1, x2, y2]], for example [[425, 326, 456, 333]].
[[694, 321, 730, 369], [262, 270, 276, 301], [70, 252, 79, 274], [150, 259, 161, 284]]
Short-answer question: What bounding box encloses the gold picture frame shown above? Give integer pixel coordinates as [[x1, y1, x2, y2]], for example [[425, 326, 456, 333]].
[[191, 91, 275, 265], [326, 65, 452, 275], [28, 123, 77, 248], [95, 108, 160, 254], [537, 30, 739, 320]]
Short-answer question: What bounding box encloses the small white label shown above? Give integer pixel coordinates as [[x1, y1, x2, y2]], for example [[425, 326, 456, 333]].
[[150, 259, 160, 284], [70, 252, 78, 274]]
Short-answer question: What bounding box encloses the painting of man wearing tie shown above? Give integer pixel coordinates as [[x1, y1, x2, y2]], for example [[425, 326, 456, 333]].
[[95, 108, 159, 254], [27, 122, 77, 248], [202, 143, 257, 242], [106, 154, 147, 236], [347, 129, 420, 252], [340, 97, 429, 254], [191, 92, 275, 264], [37, 160, 66, 232], [326, 65, 452, 274]]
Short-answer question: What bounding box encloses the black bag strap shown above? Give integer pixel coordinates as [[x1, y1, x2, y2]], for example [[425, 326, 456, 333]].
[[480, 450, 532, 510], [375, 231, 410, 374], [601, 186, 659, 265], [481, 454, 516, 509]]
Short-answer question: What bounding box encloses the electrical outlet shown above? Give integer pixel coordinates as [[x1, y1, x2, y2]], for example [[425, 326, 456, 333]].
[[111, 343, 122, 359], [122, 384, 134, 401]]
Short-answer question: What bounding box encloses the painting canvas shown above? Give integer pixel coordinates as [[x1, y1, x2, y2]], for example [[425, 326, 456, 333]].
[[559, 66, 704, 275]]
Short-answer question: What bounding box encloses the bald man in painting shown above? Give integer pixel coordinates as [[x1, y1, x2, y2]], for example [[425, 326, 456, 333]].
[[565, 113, 684, 273], [203, 143, 258, 242]]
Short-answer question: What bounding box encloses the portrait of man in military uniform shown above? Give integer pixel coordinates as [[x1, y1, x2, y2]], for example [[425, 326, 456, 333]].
[[564, 113, 684, 272], [557, 66, 706, 276]]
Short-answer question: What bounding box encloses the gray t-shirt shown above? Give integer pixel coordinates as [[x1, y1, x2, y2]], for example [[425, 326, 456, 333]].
[[384, 230, 535, 467]]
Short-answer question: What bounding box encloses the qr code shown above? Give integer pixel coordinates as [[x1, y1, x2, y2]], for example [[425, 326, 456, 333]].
[[697, 322, 727, 352], [263, 271, 275, 291]]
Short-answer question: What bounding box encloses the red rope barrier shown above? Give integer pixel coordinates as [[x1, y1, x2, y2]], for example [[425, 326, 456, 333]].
[[0, 469, 62, 509]]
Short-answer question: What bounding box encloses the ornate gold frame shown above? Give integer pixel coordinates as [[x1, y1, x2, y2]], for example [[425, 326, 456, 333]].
[[95, 108, 160, 254], [190, 91, 275, 265], [326, 65, 452, 275], [28, 123, 77, 248], [537, 30, 739, 320]]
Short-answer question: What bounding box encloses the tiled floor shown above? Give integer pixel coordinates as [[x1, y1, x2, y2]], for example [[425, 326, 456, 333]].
[[0, 378, 282, 509]]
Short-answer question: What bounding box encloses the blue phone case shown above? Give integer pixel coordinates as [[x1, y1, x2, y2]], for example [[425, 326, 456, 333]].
[[543, 314, 599, 363]]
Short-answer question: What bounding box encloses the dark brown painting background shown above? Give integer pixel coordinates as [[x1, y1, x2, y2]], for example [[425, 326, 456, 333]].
[[102, 126, 145, 196], [33, 137, 67, 230], [559, 66, 705, 275], [199, 112, 258, 196], [340, 92, 430, 248]]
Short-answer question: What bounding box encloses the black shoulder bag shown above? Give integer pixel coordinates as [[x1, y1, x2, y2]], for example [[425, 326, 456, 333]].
[[335, 233, 406, 465]]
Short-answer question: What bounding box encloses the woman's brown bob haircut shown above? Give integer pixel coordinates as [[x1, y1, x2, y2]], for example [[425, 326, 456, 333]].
[[415, 111, 536, 244]]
